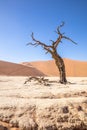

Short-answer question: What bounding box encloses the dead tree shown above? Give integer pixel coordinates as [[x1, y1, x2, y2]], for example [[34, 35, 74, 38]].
[[27, 22, 77, 84]]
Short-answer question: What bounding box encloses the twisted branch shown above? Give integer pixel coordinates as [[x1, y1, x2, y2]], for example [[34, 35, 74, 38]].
[[27, 22, 77, 53], [27, 32, 53, 54], [52, 22, 77, 48]]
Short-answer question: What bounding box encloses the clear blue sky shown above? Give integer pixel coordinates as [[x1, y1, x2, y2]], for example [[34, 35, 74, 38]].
[[0, 0, 87, 63]]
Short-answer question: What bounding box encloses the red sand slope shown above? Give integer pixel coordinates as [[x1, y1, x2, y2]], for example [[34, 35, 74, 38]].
[[22, 59, 87, 77], [0, 60, 44, 76], [0, 59, 87, 76]]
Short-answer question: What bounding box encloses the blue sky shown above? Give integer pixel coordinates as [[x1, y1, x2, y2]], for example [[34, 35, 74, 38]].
[[0, 0, 87, 63]]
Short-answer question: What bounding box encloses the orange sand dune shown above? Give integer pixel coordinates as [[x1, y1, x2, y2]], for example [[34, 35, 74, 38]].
[[22, 58, 87, 77], [0, 60, 44, 76], [0, 59, 87, 76]]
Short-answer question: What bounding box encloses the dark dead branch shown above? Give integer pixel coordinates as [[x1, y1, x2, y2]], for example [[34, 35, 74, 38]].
[[27, 32, 53, 54], [24, 76, 50, 86], [31, 32, 52, 48], [57, 21, 65, 35], [24, 76, 61, 86], [62, 36, 77, 45]]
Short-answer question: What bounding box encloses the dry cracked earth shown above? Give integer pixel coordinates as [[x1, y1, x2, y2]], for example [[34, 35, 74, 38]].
[[0, 76, 87, 130]]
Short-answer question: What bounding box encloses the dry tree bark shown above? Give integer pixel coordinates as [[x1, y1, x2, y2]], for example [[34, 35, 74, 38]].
[[27, 22, 77, 84]]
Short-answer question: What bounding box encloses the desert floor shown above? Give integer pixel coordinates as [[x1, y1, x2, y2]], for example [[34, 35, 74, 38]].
[[0, 76, 87, 130]]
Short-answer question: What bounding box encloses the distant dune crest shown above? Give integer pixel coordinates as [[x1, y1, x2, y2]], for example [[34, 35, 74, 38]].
[[0, 59, 87, 76], [22, 58, 87, 77]]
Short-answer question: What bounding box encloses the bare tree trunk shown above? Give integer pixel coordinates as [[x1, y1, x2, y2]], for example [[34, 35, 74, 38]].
[[52, 50, 67, 84], [55, 55, 67, 84]]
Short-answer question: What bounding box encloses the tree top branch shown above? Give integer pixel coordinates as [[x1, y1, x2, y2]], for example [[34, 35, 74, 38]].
[[62, 36, 77, 45]]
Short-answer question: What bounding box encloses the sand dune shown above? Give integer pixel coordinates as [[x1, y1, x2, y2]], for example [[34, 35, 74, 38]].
[[0, 58, 87, 77], [0, 60, 44, 76], [22, 58, 87, 76]]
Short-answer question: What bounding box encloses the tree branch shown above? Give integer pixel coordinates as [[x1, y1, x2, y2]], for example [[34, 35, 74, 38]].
[[57, 21, 65, 35], [51, 22, 65, 48], [27, 32, 53, 54], [51, 22, 77, 48], [27, 23, 77, 55], [62, 36, 77, 45], [51, 35, 63, 49]]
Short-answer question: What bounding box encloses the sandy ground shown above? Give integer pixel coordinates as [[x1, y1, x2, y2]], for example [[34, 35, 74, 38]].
[[0, 76, 87, 130]]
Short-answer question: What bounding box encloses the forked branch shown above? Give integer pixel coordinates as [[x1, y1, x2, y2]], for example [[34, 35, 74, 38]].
[[57, 21, 65, 35], [27, 23, 77, 51], [27, 32, 53, 54], [52, 22, 77, 48], [24, 76, 50, 86]]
